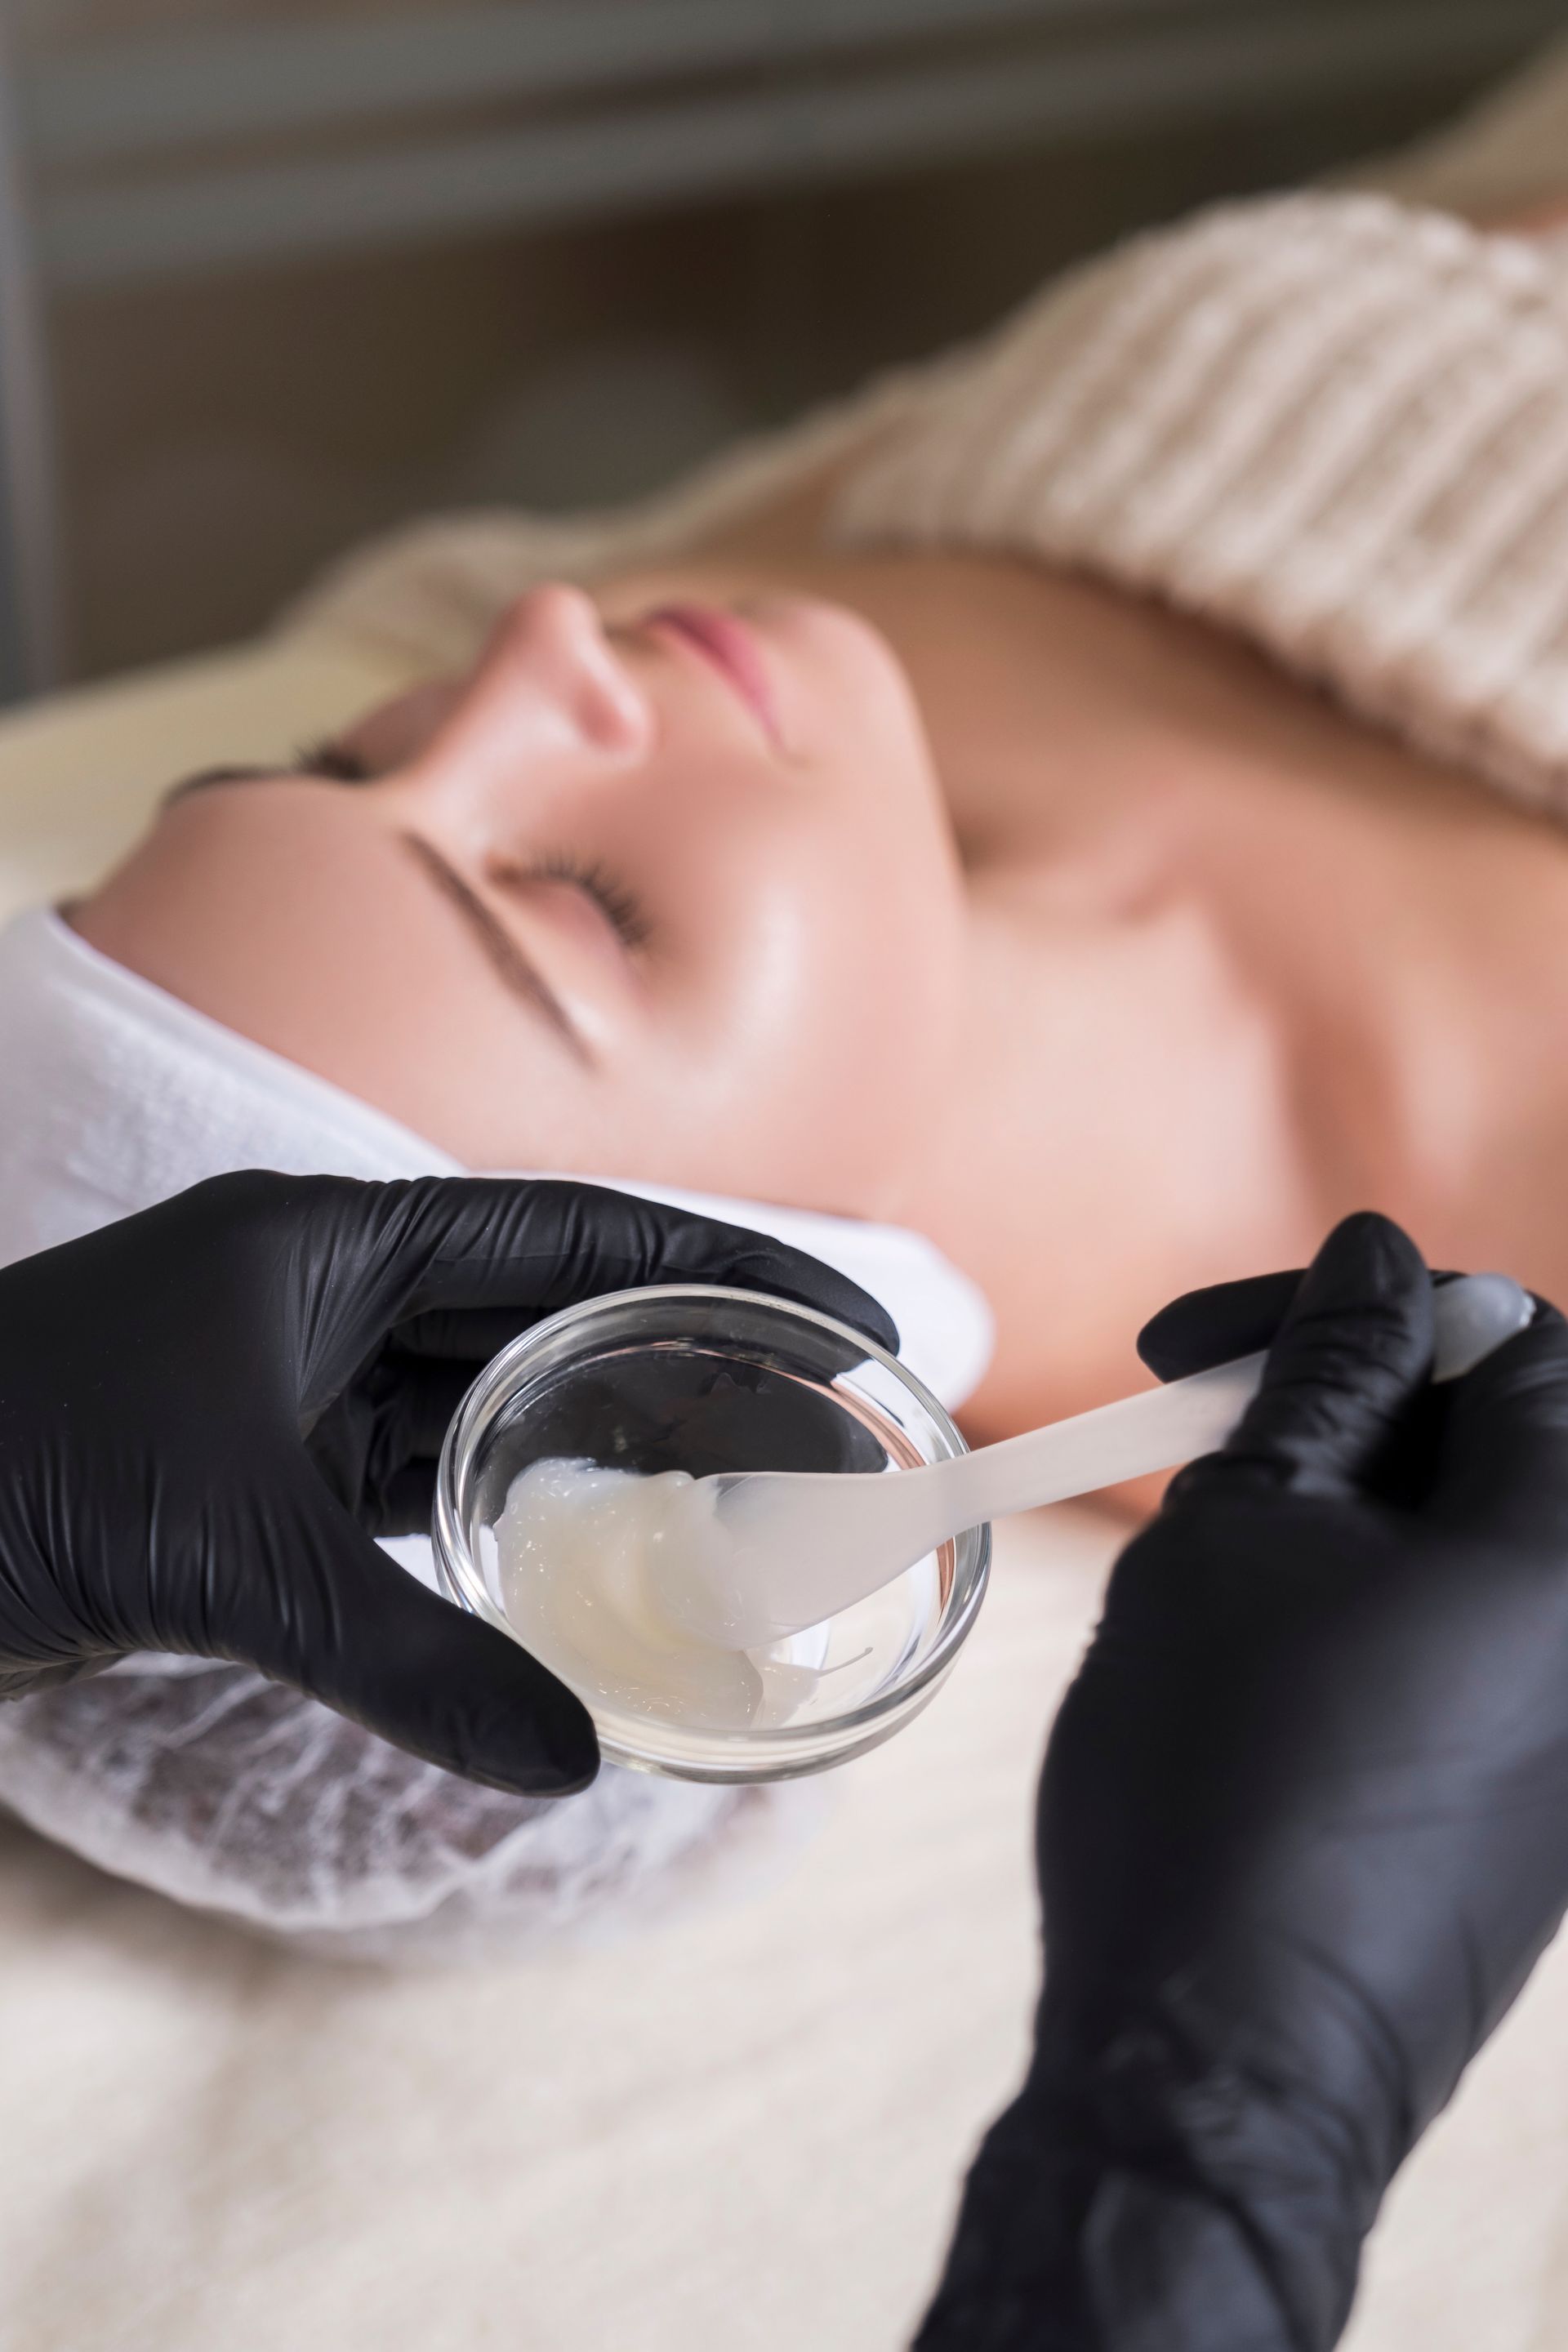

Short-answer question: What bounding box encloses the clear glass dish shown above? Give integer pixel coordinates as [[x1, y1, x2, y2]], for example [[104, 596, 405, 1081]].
[[432, 1285, 990, 1783]]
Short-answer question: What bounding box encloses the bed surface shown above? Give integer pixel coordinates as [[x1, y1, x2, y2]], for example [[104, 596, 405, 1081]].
[[0, 1498, 1566, 2352]]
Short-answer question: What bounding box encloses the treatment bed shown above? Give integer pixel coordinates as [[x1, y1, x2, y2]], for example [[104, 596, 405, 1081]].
[[4, 46, 1568, 2350], [1, 1481, 1566, 2352]]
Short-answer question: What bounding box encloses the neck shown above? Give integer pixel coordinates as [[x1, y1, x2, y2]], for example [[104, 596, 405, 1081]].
[[905, 707, 1568, 1440], [901, 802, 1325, 1440], [1185, 722, 1568, 1291]]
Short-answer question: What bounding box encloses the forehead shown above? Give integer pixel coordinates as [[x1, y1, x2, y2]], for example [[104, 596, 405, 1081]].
[[82, 775, 599, 1134], [103, 780, 450, 991], [153, 769, 397, 867]]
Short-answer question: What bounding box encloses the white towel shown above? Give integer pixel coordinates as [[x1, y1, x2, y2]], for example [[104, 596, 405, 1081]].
[[0, 906, 991, 1402]]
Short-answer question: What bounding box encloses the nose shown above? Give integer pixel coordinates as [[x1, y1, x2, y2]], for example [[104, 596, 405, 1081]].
[[492, 584, 653, 760], [399, 584, 653, 816]]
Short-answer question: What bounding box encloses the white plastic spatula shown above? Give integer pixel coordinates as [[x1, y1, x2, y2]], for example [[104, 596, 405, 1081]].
[[662, 1273, 1535, 1651]]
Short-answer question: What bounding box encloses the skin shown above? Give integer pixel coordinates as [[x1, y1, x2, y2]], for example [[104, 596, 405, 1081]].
[[76, 586, 964, 1216], [74, 211, 1568, 1454]]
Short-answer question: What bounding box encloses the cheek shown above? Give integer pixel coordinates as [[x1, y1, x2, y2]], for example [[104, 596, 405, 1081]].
[[658, 815, 964, 1214], [810, 830, 964, 1152]]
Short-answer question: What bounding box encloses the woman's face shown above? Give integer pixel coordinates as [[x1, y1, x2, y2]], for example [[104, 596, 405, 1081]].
[[74, 586, 965, 1212]]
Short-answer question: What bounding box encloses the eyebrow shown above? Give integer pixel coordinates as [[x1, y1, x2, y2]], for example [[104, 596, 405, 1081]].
[[397, 831, 591, 1065], [160, 760, 589, 1062]]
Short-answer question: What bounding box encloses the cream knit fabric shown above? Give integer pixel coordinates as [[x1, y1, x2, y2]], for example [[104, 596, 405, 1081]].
[[295, 191, 1568, 827], [835, 193, 1568, 817]]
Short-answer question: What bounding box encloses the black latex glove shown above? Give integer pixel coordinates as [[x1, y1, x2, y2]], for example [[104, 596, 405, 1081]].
[[919, 1213, 1568, 2350], [0, 1170, 896, 1797]]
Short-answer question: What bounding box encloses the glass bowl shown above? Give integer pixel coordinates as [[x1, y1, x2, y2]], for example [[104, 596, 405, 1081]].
[[432, 1285, 990, 1782]]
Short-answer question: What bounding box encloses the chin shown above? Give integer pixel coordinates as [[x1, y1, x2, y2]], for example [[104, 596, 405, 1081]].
[[761, 593, 903, 692]]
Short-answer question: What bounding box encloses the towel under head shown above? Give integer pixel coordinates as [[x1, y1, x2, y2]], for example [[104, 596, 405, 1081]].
[[0, 906, 993, 1409]]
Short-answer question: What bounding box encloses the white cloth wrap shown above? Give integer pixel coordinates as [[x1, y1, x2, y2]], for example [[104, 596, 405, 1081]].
[[0, 907, 991, 1958]]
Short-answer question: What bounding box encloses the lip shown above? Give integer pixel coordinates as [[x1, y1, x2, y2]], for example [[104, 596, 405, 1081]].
[[646, 604, 782, 745]]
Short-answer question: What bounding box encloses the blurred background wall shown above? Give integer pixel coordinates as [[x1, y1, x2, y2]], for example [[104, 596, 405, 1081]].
[[2, 0, 1563, 688]]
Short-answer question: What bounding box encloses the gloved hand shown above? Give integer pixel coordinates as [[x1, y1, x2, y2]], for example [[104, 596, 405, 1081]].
[[0, 1170, 895, 1796], [919, 1214, 1568, 2351]]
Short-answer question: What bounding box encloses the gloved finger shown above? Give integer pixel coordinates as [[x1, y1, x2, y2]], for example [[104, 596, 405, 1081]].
[[363, 1352, 480, 1478], [1169, 1213, 1433, 1503], [302, 1355, 479, 1525], [1423, 1299, 1568, 1544], [302, 1178, 898, 1393], [1139, 1267, 1471, 1385], [1138, 1269, 1307, 1381], [216, 1482, 598, 1795]]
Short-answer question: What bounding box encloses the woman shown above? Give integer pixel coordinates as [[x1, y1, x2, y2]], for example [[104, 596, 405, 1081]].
[[68, 193, 1568, 1449]]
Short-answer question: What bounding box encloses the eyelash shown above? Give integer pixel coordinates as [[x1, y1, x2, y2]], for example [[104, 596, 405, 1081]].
[[294, 736, 372, 782], [528, 855, 653, 952]]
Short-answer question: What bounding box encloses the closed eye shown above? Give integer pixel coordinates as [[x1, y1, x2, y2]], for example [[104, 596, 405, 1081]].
[[161, 743, 652, 955], [281, 746, 652, 949], [522, 855, 653, 952]]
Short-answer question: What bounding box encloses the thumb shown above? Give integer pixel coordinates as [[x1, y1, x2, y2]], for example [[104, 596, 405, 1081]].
[[213, 1477, 598, 1796], [1172, 1214, 1433, 1503]]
